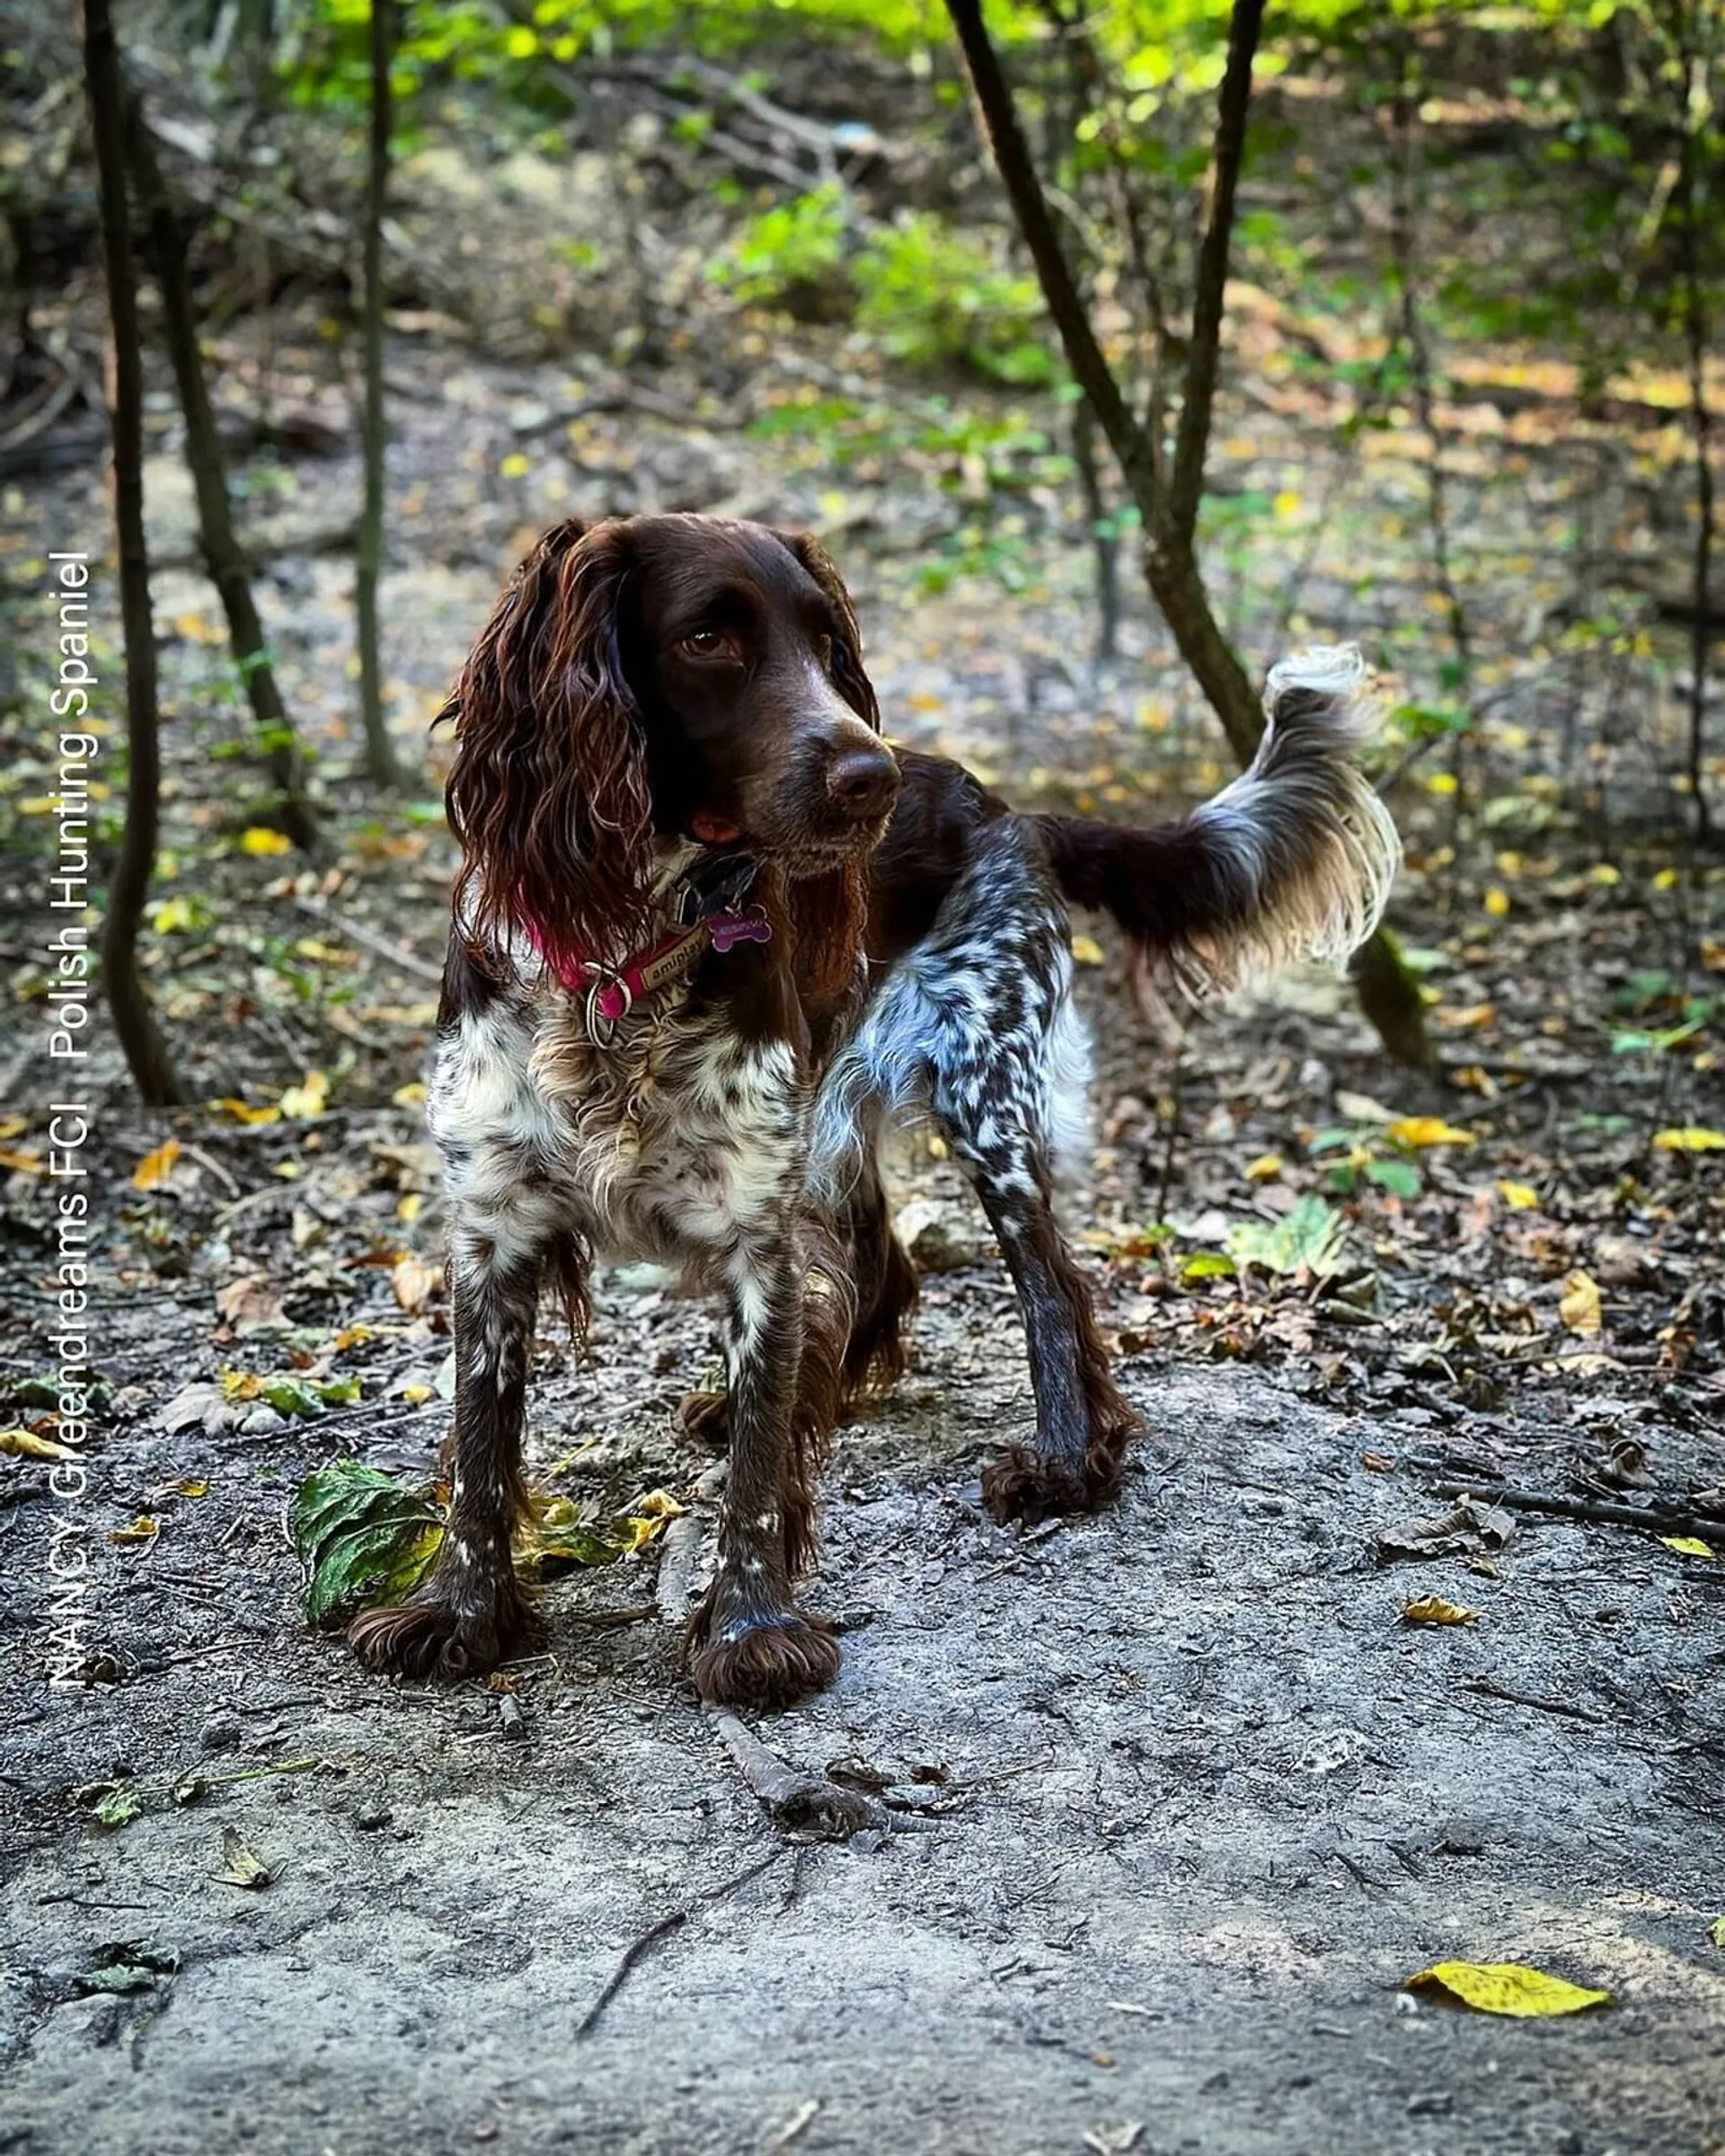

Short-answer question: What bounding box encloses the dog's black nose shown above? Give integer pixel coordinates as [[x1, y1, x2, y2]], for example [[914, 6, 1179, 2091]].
[[826, 744, 898, 821]]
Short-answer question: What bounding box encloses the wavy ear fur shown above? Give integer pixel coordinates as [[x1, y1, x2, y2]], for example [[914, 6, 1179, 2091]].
[[444, 519, 652, 976], [775, 531, 880, 729]]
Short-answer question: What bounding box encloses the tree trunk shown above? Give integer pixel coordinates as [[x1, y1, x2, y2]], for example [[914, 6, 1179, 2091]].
[[356, 0, 405, 790], [945, 0, 1432, 1069], [83, 0, 185, 1107], [121, 86, 319, 853]]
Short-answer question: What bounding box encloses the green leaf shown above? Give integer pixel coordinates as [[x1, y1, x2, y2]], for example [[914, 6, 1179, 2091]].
[[1364, 1157, 1421, 1197], [1181, 1250, 1237, 1281], [290, 1461, 443, 1628], [1229, 1196, 1349, 1280], [77, 1779, 143, 1829]]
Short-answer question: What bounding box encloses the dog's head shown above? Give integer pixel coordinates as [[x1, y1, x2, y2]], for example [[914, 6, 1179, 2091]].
[[443, 514, 897, 975]]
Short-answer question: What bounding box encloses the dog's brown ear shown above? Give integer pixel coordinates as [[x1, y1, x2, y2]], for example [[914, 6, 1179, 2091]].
[[775, 531, 880, 729], [444, 518, 652, 976]]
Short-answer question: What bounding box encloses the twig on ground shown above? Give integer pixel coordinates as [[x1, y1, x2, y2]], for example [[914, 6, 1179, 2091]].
[[1433, 1481, 1725, 1538], [707, 1710, 933, 1839], [656, 1462, 727, 1624], [575, 1847, 785, 2039], [1461, 1677, 1606, 1726]]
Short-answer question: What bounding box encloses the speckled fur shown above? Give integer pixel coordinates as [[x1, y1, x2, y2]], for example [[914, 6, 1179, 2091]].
[[345, 511, 1399, 1710]]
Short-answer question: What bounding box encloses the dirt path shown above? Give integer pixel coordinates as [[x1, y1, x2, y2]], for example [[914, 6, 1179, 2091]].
[[4, 1278, 1721, 2156]]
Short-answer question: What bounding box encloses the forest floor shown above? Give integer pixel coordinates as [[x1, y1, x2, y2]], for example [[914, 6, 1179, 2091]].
[[3, 270, 1724, 2156]]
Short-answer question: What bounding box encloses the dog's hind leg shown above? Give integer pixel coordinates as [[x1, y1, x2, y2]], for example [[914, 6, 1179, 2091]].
[[918, 834, 1139, 1522]]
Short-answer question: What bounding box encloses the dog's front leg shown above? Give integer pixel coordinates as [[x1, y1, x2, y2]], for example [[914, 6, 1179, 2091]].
[[688, 1233, 841, 1710], [349, 1227, 554, 1680]]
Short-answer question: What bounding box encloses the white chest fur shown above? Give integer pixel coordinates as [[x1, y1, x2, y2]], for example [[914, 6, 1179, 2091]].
[[428, 991, 809, 1272]]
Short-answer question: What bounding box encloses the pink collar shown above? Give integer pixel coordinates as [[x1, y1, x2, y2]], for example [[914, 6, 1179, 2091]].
[[527, 903, 772, 1029]]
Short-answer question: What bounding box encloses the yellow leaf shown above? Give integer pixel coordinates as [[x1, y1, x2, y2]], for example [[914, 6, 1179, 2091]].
[[1652, 867, 1679, 890], [109, 1515, 159, 1544], [1401, 1595, 1480, 1626], [1497, 1180, 1539, 1210], [1483, 888, 1510, 917], [1559, 1269, 1604, 1336], [0, 1116, 24, 1140], [0, 1427, 75, 1461], [1070, 933, 1106, 968], [499, 452, 531, 479], [1709, 1916, 1725, 1951], [1427, 772, 1458, 797], [401, 1384, 434, 1406], [132, 1140, 181, 1191], [1387, 1118, 1476, 1149], [631, 1489, 687, 1520], [1653, 1127, 1725, 1153], [1272, 489, 1302, 518], [1661, 1536, 1715, 1559], [392, 1082, 428, 1109], [397, 1193, 424, 1224], [1245, 1153, 1285, 1182], [240, 827, 293, 857], [173, 1478, 210, 1498], [278, 1070, 330, 1120], [1405, 1962, 1611, 2018], [209, 1097, 280, 1127], [1589, 862, 1620, 886], [0, 1146, 44, 1175], [153, 896, 199, 933], [221, 1370, 262, 1401]]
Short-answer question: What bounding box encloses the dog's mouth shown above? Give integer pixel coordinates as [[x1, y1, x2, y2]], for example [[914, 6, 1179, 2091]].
[[689, 808, 889, 872]]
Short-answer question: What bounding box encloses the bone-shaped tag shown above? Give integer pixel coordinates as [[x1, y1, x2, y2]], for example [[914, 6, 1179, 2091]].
[[709, 905, 772, 953]]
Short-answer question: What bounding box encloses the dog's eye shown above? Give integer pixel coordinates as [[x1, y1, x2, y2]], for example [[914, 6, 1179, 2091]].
[[678, 627, 739, 661]]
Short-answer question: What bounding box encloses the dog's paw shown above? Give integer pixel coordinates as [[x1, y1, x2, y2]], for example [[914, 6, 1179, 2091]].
[[347, 1581, 544, 1682], [981, 1446, 1101, 1525], [677, 1389, 730, 1452], [687, 1607, 841, 1710]]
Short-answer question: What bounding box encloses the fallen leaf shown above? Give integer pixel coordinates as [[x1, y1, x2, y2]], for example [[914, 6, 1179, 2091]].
[[0, 1426, 75, 1461], [208, 1097, 280, 1127], [1709, 1916, 1725, 1951], [1559, 1269, 1604, 1336], [1653, 1127, 1725, 1153], [215, 1825, 275, 1888], [278, 1070, 330, 1120], [1387, 1117, 1476, 1148], [1660, 1536, 1715, 1559], [1405, 1961, 1610, 2017], [1334, 1091, 1399, 1125], [215, 1275, 288, 1334], [131, 1140, 181, 1192], [240, 826, 293, 856], [108, 1515, 159, 1545], [1378, 1501, 1512, 1563], [1497, 1180, 1539, 1209], [1401, 1595, 1480, 1626], [1244, 1153, 1285, 1182], [77, 1779, 143, 1829], [391, 1254, 442, 1315], [1070, 933, 1106, 967], [1229, 1195, 1348, 1279]]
